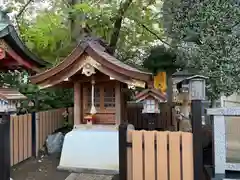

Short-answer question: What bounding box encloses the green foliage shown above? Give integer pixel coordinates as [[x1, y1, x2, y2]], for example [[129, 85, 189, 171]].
[[143, 45, 180, 75], [19, 11, 72, 64], [66, 0, 164, 63], [162, 0, 240, 101], [7, 0, 165, 65]]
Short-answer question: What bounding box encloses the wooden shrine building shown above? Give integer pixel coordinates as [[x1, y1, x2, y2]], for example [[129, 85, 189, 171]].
[[30, 37, 153, 125], [0, 10, 49, 72]]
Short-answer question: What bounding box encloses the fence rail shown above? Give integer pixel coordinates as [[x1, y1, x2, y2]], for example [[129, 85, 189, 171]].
[[36, 108, 65, 154], [8, 107, 69, 166], [10, 114, 32, 166]]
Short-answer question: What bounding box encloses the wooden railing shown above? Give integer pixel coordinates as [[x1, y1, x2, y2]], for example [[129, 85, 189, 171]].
[[119, 124, 194, 180], [9, 108, 68, 166], [36, 108, 65, 154], [10, 114, 32, 166], [127, 130, 193, 180]]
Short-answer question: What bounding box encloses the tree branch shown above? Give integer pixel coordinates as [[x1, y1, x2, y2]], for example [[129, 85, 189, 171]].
[[16, 0, 35, 18], [134, 19, 172, 47], [109, 0, 133, 54]]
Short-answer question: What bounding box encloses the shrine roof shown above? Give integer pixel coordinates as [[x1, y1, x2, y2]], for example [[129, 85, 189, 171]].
[[30, 36, 153, 89], [0, 11, 49, 70], [135, 88, 167, 103], [0, 88, 27, 100]]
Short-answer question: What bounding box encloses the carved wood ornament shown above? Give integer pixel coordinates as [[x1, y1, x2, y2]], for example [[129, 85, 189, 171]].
[[82, 63, 96, 76]]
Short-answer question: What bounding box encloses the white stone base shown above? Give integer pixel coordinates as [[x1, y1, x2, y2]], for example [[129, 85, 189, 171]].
[[59, 125, 119, 174]]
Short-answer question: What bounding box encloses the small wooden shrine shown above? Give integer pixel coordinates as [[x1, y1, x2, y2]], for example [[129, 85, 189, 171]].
[[30, 37, 152, 125], [0, 88, 27, 112], [135, 88, 167, 113], [0, 10, 49, 72], [134, 88, 167, 130]]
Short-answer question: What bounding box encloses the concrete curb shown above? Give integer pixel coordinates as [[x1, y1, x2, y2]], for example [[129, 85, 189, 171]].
[[65, 173, 114, 180]]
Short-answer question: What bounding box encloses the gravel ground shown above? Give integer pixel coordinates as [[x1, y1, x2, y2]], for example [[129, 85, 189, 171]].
[[11, 154, 69, 180]]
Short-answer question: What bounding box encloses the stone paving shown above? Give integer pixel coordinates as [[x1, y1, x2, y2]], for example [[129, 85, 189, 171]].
[[65, 173, 113, 180]]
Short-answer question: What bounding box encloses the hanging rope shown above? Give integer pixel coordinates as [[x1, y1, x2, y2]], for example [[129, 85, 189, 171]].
[[90, 76, 97, 115]]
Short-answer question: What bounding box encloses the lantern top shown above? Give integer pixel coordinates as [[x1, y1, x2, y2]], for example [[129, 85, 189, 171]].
[[176, 74, 208, 100], [184, 74, 208, 81], [135, 88, 167, 103], [172, 70, 195, 78]]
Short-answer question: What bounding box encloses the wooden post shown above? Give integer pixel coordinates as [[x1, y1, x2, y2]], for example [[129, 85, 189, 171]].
[[191, 100, 203, 180], [31, 112, 37, 157], [167, 71, 173, 126], [119, 123, 128, 180], [0, 113, 10, 180], [115, 81, 121, 125], [35, 113, 39, 157], [74, 81, 82, 125]]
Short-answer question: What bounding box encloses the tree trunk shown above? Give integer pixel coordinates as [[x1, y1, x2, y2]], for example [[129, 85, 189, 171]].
[[109, 0, 133, 54], [210, 99, 217, 108], [69, 0, 88, 42]]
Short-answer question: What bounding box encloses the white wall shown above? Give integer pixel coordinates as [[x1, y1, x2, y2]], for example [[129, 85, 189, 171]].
[[222, 93, 240, 162]]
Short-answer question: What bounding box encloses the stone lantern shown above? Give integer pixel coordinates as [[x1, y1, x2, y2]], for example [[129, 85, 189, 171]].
[[176, 75, 208, 131], [177, 75, 207, 101]]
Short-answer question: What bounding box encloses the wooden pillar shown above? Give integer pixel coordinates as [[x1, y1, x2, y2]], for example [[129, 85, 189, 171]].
[[115, 81, 121, 125], [191, 100, 203, 180], [74, 81, 82, 125], [118, 123, 128, 180], [0, 113, 10, 180]]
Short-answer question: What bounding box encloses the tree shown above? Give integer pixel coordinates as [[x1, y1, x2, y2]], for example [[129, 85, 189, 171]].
[[143, 45, 181, 75], [5, 0, 166, 65], [19, 11, 72, 64], [162, 0, 240, 103], [1, 0, 168, 110], [70, 0, 166, 63], [0, 1, 74, 111]]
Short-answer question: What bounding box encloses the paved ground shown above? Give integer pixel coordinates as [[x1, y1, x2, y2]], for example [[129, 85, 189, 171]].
[[65, 173, 113, 180], [11, 154, 69, 180]]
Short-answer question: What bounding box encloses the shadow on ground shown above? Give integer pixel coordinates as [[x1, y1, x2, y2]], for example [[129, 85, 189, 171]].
[[11, 154, 69, 180]]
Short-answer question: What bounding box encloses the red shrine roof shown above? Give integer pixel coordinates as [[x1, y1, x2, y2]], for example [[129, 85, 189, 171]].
[[30, 36, 152, 88], [135, 88, 167, 103], [0, 11, 49, 72]]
